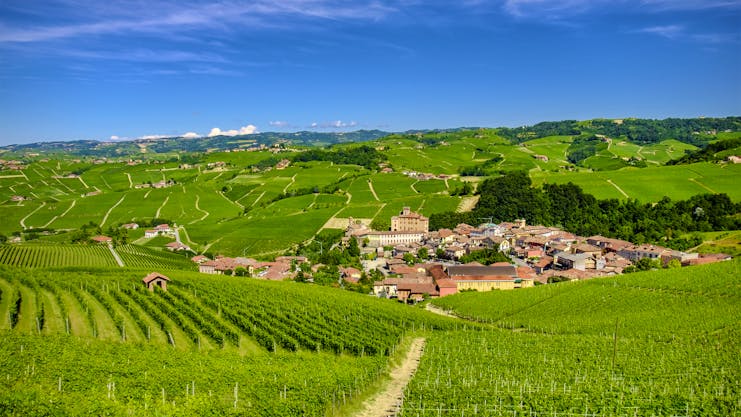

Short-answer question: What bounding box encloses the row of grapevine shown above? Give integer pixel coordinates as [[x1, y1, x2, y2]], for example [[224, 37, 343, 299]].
[[431, 260, 740, 338], [399, 329, 739, 416], [116, 244, 196, 271], [0, 244, 118, 268]]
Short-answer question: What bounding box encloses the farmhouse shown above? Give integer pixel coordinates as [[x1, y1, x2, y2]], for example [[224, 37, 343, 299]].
[[121, 223, 139, 230], [142, 272, 170, 291], [165, 241, 191, 251], [91, 235, 112, 244]]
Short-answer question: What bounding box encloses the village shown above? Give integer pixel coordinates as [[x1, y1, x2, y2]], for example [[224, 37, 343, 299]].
[[187, 206, 732, 304]]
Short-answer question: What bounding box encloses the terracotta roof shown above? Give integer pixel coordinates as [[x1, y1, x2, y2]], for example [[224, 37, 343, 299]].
[[142, 272, 170, 284], [91, 235, 112, 242], [436, 278, 457, 288]]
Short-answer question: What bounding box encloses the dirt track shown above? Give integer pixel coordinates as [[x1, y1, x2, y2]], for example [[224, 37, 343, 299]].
[[354, 337, 426, 417]]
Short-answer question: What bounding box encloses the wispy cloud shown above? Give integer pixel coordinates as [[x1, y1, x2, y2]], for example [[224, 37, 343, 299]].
[[633, 24, 739, 44], [0, 1, 399, 44], [636, 24, 685, 39], [500, 0, 741, 19], [269, 120, 290, 127], [638, 0, 741, 11]]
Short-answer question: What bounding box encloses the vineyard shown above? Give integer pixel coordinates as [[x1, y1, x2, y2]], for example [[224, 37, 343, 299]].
[[0, 244, 196, 271], [0, 244, 118, 268], [0, 265, 458, 415], [399, 260, 741, 416], [0, 261, 738, 415]]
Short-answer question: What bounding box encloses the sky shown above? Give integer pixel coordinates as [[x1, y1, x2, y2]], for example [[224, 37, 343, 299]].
[[0, 0, 739, 145]]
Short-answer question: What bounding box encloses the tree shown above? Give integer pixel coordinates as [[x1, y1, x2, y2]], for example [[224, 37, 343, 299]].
[[417, 247, 428, 260], [347, 238, 360, 257], [403, 253, 415, 266]]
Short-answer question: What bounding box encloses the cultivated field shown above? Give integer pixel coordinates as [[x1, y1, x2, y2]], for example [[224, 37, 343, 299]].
[[404, 260, 741, 416]]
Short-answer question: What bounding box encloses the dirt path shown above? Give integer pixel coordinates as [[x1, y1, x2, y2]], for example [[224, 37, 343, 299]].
[[605, 179, 629, 198], [101, 194, 126, 227], [354, 337, 426, 417], [368, 180, 380, 201], [456, 195, 479, 213], [425, 303, 458, 318]]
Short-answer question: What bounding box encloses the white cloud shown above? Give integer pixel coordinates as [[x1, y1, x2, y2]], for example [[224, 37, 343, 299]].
[[208, 124, 258, 137], [269, 120, 289, 127], [637, 24, 684, 39], [110, 135, 119, 140], [138, 134, 169, 140], [181, 132, 201, 138], [310, 122, 318, 128], [322, 120, 358, 128]]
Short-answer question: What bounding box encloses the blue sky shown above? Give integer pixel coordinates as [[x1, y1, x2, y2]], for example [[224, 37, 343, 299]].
[[0, 0, 739, 145]]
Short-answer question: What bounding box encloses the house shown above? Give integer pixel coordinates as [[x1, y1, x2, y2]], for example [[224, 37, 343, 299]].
[[572, 243, 602, 257], [396, 282, 438, 303], [534, 154, 549, 162], [446, 263, 534, 291], [444, 245, 466, 260], [10, 195, 27, 202], [617, 244, 669, 262], [554, 251, 589, 271], [391, 207, 429, 233], [191, 255, 210, 264], [428, 264, 458, 297], [340, 267, 362, 283], [165, 241, 191, 251], [586, 236, 633, 253], [91, 235, 112, 244], [144, 229, 158, 238], [155, 224, 172, 233], [482, 237, 510, 253], [142, 272, 170, 291], [121, 223, 139, 230], [530, 255, 554, 274]]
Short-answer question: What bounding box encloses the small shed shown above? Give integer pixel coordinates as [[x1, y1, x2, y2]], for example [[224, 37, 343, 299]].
[[142, 272, 170, 292]]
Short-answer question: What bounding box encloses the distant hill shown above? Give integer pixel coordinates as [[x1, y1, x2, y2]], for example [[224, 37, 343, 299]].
[[0, 130, 392, 158]]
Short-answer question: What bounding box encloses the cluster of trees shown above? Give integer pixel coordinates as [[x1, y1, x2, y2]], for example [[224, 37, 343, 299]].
[[430, 171, 740, 246], [292, 145, 386, 170], [566, 136, 608, 165], [458, 156, 504, 176], [496, 117, 740, 146], [667, 138, 741, 165]]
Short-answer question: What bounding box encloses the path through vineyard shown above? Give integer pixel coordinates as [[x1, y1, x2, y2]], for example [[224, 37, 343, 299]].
[[355, 337, 426, 417]]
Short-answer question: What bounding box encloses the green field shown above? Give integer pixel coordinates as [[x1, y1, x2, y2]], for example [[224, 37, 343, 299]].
[[401, 260, 741, 416], [0, 265, 457, 415], [1, 133, 739, 256], [531, 162, 741, 202]]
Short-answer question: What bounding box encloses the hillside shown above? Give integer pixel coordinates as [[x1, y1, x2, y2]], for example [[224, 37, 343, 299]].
[[400, 260, 740, 416], [0, 265, 458, 415], [0, 259, 738, 415], [1, 116, 739, 258]]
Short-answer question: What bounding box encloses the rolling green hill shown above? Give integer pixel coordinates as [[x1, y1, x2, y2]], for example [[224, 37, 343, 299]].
[[400, 259, 740, 416], [0, 258, 737, 415], [1, 117, 740, 258], [0, 265, 458, 415]]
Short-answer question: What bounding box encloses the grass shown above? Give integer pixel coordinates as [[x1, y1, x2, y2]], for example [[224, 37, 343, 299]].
[[531, 162, 741, 202]]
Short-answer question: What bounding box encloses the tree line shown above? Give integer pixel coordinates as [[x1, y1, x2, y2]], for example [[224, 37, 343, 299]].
[[430, 171, 740, 248]]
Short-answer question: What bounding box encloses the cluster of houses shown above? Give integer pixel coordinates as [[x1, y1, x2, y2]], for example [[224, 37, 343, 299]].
[[194, 255, 308, 280], [134, 179, 175, 189], [339, 208, 731, 302], [0, 159, 26, 170]]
